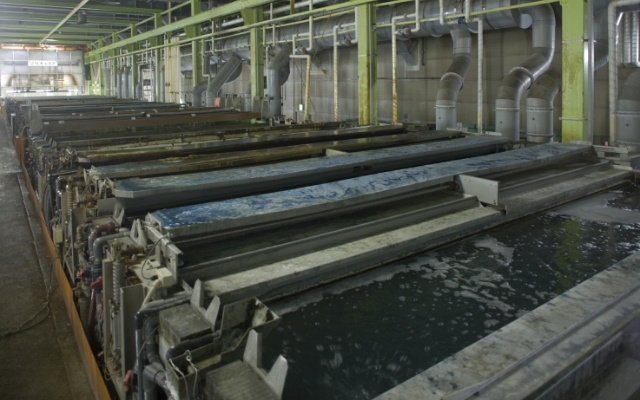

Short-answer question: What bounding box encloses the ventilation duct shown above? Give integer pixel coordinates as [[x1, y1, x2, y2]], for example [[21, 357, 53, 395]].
[[136, 81, 144, 100], [525, 67, 561, 143], [526, 9, 609, 143], [206, 53, 243, 107], [116, 68, 122, 98], [192, 80, 209, 106], [616, 68, 640, 150], [435, 27, 472, 130], [622, 11, 640, 68], [495, 3, 555, 141], [213, 0, 534, 63], [266, 45, 292, 118]]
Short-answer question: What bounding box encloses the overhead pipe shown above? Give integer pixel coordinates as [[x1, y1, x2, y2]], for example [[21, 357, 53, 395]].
[[211, 0, 537, 122], [526, 9, 610, 143], [435, 27, 472, 130], [191, 80, 209, 106], [266, 44, 292, 118], [616, 68, 640, 149], [494, 2, 555, 141], [205, 52, 243, 106]]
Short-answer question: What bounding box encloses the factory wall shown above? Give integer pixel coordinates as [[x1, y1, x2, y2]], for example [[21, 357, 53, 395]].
[[214, 24, 636, 145], [0, 49, 85, 97]]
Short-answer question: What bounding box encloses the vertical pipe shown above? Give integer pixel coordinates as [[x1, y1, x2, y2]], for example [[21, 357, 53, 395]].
[[392, 18, 398, 124], [476, 18, 483, 134], [333, 25, 339, 122], [588, 0, 595, 143]]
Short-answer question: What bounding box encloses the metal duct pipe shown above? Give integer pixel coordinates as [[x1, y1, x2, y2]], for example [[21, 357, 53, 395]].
[[525, 67, 561, 143], [526, 9, 609, 143], [616, 68, 640, 149], [122, 67, 131, 99], [495, 3, 555, 141], [622, 12, 640, 67], [214, 0, 531, 62], [191, 80, 209, 106], [607, 0, 640, 146], [266, 44, 292, 118], [104, 68, 112, 97], [136, 81, 144, 100], [435, 27, 472, 130], [206, 53, 243, 107], [116, 68, 122, 98]]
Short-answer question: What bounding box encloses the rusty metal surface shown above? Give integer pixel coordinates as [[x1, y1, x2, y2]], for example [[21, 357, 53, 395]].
[[42, 111, 262, 134]]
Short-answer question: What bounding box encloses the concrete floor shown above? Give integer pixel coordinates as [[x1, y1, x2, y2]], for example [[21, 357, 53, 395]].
[[0, 116, 95, 399]]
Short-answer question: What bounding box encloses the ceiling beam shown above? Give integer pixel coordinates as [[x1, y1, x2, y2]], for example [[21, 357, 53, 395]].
[[0, 14, 140, 25], [0, 24, 116, 33], [0, 38, 91, 45], [0, 0, 160, 14], [0, 32, 103, 40], [41, 0, 90, 44]]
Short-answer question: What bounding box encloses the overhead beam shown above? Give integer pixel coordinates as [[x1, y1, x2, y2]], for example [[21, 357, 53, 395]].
[[0, 0, 160, 14], [0, 32, 104, 40], [0, 14, 140, 25], [41, 0, 90, 44], [0, 38, 91, 45], [0, 24, 116, 33]]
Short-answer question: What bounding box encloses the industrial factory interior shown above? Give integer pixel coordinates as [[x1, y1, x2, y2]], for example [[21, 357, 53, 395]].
[[3, 0, 640, 399]]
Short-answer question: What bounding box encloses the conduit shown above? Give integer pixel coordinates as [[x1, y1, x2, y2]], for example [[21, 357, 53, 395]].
[[526, 9, 609, 143], [608, 0, 640, 146], [266, 44, 292, 118], [191, 80, 209, 106], [616, 68, 640, 149], [622, 12, 640, 68], [495, 2, 555, 141], [205, 52, 243, 107], [525, 67, 561, 143], [435, 27, 472, 130]]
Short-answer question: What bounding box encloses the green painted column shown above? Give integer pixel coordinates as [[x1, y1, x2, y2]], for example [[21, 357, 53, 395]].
[[152, 13, 164, 102], [243, 8, 264, 100], [127, 43, 138, 99], [356, 3, 377, 125], [561, 0, 588, 142], [189, 0, 203, 87]]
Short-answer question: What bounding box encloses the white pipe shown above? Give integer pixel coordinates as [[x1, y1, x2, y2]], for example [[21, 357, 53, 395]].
[[332, 13, 358, 122], [291, 54, 311, 121], [475, 17, 483, 134]]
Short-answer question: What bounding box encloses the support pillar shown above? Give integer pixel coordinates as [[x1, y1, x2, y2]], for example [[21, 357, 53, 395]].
[[243, 7, 264, 100], [357, 3, 377, 125], [188, 0, 203, 87], [561, 0, 588, 142], [151, 13, 164, 102]]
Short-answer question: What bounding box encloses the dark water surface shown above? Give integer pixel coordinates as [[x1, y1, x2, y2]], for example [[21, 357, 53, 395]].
[[264, 185, 640, 400]]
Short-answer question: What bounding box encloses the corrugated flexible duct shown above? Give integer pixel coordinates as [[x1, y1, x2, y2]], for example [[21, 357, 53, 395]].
[[525, 8, 610, 143], [435, 27, 472, 130], [266, 44, 292, 118], [205, 52, 243, 106], [622, 11, 640, 68], [495, 3, 555, 141], [116, 68, 123, 98], [616, 68, 640, 149]]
